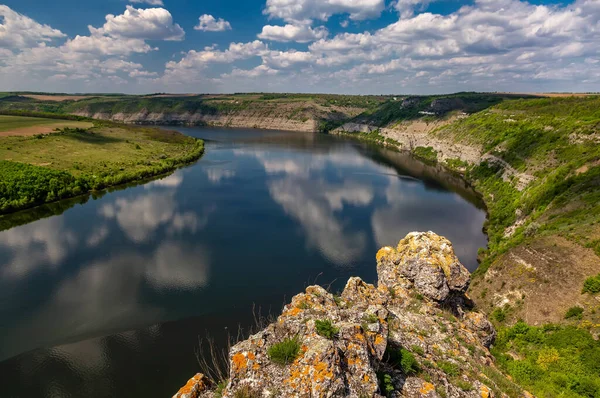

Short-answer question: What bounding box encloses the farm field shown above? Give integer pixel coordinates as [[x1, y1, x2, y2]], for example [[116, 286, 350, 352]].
[[0, 115, 93, 136]]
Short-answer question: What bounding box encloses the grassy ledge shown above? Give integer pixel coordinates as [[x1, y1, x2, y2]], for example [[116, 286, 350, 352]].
[[0, 117, 204, 214]]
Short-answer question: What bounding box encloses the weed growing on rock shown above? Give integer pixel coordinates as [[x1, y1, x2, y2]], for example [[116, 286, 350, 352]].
[[363, 313, 379, 323], [437, 361, 460, 377], [267, 337, 301, 365], [384, 347, 420, 375], [377, 372, 394, 397], [315, 319, 339, 339], [454, 379, 474, 391], [214, 381, 227, 398], [233, 385, 261, 398]]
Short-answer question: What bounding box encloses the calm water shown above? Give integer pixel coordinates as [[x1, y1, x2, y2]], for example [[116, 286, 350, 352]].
[[0, 128, 487, 398]]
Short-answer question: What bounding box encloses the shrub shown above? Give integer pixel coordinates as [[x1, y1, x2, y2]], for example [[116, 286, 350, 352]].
[[491, 307, 508, 322], [565, 306, 584, 320], [315, 319, 339, 339], [582, 274, 600, 294], [267, 337, 301, 365], [384, 347, 420, 375]]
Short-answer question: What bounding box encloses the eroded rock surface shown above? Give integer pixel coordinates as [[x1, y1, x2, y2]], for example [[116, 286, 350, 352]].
[[174, 232, 520, 398]]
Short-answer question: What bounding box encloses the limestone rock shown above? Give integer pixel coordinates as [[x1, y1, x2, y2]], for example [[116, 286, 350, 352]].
[[463, 312, 497, 348], [175, 232, 515, 398], [172, 373, 211, 398], [377, 232, 471, 302]]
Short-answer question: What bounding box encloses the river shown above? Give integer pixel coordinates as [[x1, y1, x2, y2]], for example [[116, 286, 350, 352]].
[[0, 127, 487, 397]]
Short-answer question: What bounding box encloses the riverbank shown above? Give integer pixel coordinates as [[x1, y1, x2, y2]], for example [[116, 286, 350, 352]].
[[332, 97, 600, 329], [0, 121, 204, 214]]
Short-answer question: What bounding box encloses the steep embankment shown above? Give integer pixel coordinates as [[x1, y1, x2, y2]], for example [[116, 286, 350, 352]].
[[61, 95, 370, 132], [173, 232, 518, 398], [335, 96, 600, 330]]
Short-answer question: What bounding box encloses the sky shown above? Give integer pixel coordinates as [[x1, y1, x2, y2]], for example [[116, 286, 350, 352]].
[[0, 0, 599, 94]]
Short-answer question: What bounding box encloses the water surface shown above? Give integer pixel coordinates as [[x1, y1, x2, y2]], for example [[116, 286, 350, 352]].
[[0, 127, 487, 397]]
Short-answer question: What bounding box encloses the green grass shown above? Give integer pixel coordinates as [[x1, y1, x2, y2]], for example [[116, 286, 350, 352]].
[[413, 146, 438, 164], [582, 274, 600, 294], [0, 115, 92, 132], [492, 322, 600, 398], [437, 360, 460, 377], [0, 124, 203, 214], [315, 319, 339, 339], [267, 337, 301, 365]]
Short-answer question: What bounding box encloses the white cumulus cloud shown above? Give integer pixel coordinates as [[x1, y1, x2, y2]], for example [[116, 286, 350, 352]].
[[258, 24, 328, 42], [264, 0, 385, 23], [99, 5, 185, 41], [194, 14, 232, 32], [0, 5, 65, 48]]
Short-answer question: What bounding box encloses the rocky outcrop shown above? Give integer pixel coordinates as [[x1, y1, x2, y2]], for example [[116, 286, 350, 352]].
[[174, 232, 519, 398], [73, 110, 319, 132]]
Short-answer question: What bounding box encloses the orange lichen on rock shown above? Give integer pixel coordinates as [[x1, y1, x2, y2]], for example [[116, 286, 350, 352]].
[[283, 307, 302, 317], [313, 361, 334, 382], [172, 373, 210, 398], [232, 353, 248, 373], [480, 385, 491, 398], [420, 382, 435, 394]]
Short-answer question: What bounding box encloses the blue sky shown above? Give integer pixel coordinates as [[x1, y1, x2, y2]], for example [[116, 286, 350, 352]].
[[0, 0, 597, 94]]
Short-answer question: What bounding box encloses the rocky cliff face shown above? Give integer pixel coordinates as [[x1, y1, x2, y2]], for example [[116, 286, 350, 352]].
[[73, 110, 319, 132], [174, 232, 519, 398]]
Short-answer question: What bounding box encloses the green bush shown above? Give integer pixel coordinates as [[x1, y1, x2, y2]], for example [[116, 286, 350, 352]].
[[315, 319, 339, 339], [565, 306, 584, 320], [492, 323, 600, 398], [267, 337, 301, 365], [582, 274, 600, 294], [384, 347, 420, 375]]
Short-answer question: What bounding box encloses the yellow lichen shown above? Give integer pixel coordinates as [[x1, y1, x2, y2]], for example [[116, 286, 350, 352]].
[[420, 382, 435, 394], [376, 246, 394, 262], [480, 385, 491, 398]]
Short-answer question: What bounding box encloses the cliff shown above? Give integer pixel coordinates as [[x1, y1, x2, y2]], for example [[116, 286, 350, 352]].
[[173, 232, 519, 398]]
